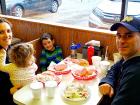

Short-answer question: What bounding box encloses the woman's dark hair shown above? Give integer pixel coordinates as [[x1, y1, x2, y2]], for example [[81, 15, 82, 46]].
[[40, 33, 54, 41], [0, 18, 12, 27]]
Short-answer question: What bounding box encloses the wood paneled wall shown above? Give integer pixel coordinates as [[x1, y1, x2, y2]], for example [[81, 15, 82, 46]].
[[1, 15, 118, 61]]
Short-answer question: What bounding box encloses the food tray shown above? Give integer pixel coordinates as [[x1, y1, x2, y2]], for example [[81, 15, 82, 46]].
[[72, 70, 97, 80], [48, 63, 71, 75], [50, 69, 71, 75]]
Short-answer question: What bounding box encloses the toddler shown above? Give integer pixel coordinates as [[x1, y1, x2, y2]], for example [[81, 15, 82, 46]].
[[0, 43, 38, 94]]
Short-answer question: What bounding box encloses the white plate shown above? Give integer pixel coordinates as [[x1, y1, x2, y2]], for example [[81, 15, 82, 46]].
[[61, 84, 90, 105]]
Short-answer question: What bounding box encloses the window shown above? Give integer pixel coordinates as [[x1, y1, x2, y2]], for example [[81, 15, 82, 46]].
[[0, 5, 1, 14], [89, 0, 140, 29], [127, 0, 140, 18], [1, 0, 139, 30]]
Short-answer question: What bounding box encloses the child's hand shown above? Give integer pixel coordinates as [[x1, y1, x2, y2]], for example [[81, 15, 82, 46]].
[[10, 84, 22, 94]]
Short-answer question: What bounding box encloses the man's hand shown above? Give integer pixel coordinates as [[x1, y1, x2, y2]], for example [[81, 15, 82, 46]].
[[99, 83, 114, 97]]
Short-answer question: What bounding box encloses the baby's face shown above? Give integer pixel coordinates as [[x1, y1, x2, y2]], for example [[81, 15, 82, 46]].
[[42, 39, 54, 51]]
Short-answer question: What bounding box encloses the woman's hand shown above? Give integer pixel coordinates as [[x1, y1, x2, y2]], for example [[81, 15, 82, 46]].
[[99, 83, 114, 97]]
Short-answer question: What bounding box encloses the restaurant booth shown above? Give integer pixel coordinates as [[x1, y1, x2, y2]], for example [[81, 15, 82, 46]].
[[0, 15, 118, 105], [1, 15, 117, 65]]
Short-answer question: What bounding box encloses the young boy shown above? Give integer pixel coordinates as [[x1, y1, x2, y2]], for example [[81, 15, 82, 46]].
[[39, 33, 63, 72]]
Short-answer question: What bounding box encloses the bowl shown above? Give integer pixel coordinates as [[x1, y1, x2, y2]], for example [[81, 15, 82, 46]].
[[61, 83, 90, 105]]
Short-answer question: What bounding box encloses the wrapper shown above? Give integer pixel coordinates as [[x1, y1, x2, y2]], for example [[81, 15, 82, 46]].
[[36, 71, 62, 85]]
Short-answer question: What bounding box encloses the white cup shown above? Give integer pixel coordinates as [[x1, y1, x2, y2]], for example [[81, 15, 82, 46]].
[[30, 82, 43, 99], [113, 53, 122, 63], [91, 56, 102, 69], [100, 60, 110, 74], [45, 80, 57, 98]]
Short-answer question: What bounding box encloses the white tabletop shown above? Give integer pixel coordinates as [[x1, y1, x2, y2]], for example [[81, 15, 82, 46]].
[[13, 72, 103, 105]]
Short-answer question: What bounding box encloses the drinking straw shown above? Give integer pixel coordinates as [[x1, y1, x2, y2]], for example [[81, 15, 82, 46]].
[[105, 46, 108, 61]]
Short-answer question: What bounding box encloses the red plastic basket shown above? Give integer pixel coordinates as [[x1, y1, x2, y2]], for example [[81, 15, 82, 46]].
[[72, 70, 97, 80], [50, 69, 71, 75]]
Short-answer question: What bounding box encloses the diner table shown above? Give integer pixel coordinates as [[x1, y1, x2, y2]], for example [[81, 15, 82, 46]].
[[13, 54, 109, 105], [13, 73, 105, 105]]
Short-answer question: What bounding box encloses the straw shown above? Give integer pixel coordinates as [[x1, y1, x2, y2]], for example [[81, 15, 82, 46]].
[[105, 46, 108, 61]]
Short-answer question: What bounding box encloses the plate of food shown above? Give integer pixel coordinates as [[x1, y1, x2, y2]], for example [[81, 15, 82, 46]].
[[72, 66, 97, 80], [36, 71, 62, 85], [48, 63, 71, 75], [61, 83, 90, 105], [64, 58, 89, 67]]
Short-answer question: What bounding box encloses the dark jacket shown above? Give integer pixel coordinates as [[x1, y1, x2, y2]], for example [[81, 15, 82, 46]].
[[0, 46, 16, 105], [99, 56, 140, 105]]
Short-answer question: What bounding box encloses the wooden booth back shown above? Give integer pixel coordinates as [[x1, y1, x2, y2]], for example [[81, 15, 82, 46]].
[[1, 15, 118, 72]]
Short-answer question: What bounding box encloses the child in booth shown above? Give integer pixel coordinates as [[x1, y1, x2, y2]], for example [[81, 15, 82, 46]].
[[0, 43, 38, 94], [39, 33, 63, 72]]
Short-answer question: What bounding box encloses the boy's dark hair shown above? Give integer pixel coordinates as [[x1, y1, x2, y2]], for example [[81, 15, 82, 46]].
[[40, 33, 54, 41], [0, 18, 12, 27]]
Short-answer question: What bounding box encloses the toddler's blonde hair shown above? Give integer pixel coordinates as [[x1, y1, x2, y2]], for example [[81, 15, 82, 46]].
[[8, 43, 35, 67]]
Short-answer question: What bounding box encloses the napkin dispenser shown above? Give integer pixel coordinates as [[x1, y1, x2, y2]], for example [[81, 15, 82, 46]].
[[82, 45, 103, 59]]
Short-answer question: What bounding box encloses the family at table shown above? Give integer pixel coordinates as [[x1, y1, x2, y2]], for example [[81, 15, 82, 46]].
[[1, 15, 140, 105]]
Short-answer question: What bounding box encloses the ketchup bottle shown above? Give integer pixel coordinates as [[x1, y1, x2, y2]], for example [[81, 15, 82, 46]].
[[87, 46, 94, 65]]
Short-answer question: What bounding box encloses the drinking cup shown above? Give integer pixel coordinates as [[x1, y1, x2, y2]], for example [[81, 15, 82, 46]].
[[45, 80, 57, 98], [91, 56, 102, 69], [100, 60, 110, 74], [30, 82, 43, 99]]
